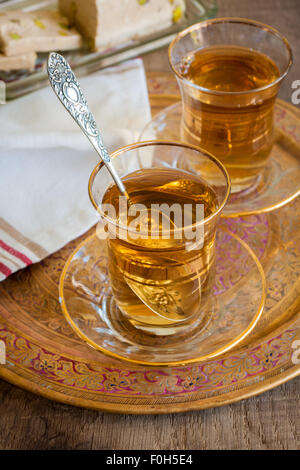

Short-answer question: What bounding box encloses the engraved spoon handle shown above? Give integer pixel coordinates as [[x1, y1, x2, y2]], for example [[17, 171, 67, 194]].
[[47, 52, 128, 198]]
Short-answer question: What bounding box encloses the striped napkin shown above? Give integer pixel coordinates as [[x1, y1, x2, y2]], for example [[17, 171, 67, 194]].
[[0, 58, 151, 280]]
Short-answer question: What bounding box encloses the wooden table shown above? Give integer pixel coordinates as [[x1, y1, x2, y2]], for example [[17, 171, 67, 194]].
[[0, 0, 299, 450]]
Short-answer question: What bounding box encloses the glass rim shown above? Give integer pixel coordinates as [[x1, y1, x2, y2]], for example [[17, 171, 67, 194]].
[[88, 140, 231, 236], [168, 17, 293, 97]]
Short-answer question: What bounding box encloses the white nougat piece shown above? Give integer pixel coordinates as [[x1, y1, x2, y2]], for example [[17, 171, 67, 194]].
[[0, 51, 36, 71], [0, 10, 83, 56], [59, 0, 186, 51]]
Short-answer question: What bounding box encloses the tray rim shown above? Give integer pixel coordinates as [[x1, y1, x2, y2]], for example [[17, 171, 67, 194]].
[[0, 352, 299, 414]]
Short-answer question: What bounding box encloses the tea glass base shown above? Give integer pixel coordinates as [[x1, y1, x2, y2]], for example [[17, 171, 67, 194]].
[[227, 173, 262, 195], [140, 101, 300, 217], [113, 292, 217, 339], [59, 228, 265, 366]]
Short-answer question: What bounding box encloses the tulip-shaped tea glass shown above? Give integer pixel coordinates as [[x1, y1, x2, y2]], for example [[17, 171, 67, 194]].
[[169, 18, 292, 193], [88, 141, 230, 337], [60, 141, 267, 365]]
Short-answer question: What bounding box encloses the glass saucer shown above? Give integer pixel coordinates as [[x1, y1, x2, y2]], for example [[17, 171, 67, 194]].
[[59, 227, 266, 366], [140, 101, 300, 218]]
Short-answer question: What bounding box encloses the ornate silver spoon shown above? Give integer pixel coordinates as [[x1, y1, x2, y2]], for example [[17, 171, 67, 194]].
[[47, 52, 129, 199]]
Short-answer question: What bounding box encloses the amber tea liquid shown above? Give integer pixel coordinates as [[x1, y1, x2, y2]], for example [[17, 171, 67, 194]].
[[102, 167, 219, 333], [179, 45, 280, 192]]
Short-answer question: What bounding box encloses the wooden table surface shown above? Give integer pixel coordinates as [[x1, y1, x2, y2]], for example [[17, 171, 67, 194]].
[[0, 0, 299, 450]]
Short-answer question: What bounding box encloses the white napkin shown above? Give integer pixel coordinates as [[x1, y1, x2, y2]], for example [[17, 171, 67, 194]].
[[0, 58, 151, 280]]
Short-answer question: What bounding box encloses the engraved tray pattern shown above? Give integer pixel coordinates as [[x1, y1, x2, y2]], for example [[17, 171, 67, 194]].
[[0, 72, 299, 413]]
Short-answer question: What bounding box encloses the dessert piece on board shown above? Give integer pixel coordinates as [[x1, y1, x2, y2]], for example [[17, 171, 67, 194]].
[[59, 0, 186, 51], [0, 51, 36, 71], [0, 10, 83, 56]]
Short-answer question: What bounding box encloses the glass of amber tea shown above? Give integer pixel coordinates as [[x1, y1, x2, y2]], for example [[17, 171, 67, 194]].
[[169, 18, 292, 193], [89, 141, 230, 336]]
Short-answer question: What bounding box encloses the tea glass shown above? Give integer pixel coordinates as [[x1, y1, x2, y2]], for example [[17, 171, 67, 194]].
[[168, 18, 292, 193], [89, 141, 230, 336]]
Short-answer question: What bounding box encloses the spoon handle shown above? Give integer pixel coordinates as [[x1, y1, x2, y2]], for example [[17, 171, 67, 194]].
[[47, 52, 128, 198]]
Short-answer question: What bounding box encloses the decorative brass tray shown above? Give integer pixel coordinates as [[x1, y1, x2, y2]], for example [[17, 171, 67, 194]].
[[0, 72, 299, 414]]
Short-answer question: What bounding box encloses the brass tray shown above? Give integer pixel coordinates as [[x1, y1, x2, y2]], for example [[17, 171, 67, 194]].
[[0, 72, 299, 414]]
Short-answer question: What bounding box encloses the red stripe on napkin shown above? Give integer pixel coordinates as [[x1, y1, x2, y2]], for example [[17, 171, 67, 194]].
[[0, 239, 32, 265], [0, 262, 12, 277]]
